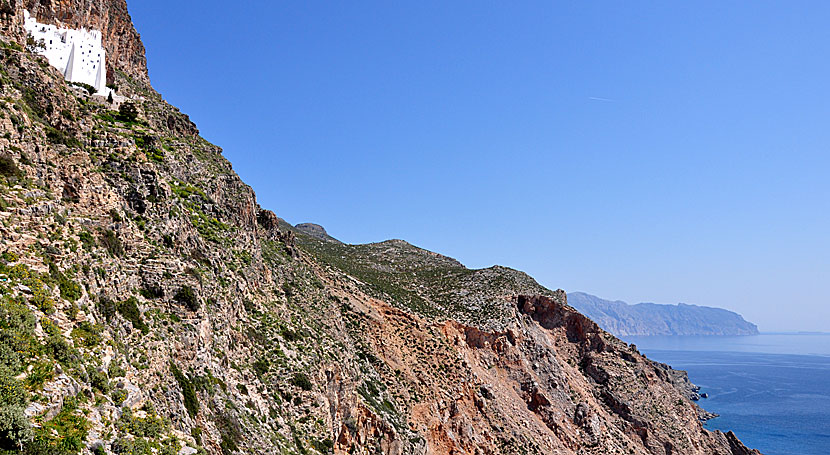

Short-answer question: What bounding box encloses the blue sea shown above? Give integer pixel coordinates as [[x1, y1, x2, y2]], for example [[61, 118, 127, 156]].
[[622, 334, 830, 455]]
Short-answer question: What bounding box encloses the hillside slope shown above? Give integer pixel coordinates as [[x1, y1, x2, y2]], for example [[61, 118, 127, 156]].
[[569, 292, 760, 337], [0, 2, 759, 455]]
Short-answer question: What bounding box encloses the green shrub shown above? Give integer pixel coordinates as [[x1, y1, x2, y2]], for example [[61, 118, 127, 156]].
[[24, 361, 55, 390], [108, 361, 126, 378], [100, 230, 123, 257], [71, 322, 103, 348], [252, 358, 269, 378], [0, 298, 38, 373], [111, 388, 127, 406], [0, 369, 32, 451], [117, 297, 148, 335], [0, 155, 21, 178], [34, 396, 90, 454], [116, 102, 139, 123], [291, 373, 312, 391], [87, 366, 110, 394], [49, 263, 82, 303], [78, 231, 95, 251], [117, 406, 165, 438], [45, 126, 82, 148], [69, 81, 96, 95], [97, 296, 117, 322], [215, 413, 241, 455], [171, 363, 199, 417], [30, 285, 55, 314], [311, 438, 334, 454], [1, 251, 18, 263], [139, 285, 164, 300], [45, 332, 80, 368], [149, 149, 165, 163], [174, 286, 199, 312], [112, 436, 152, 455], [191, 427, 202, 445]]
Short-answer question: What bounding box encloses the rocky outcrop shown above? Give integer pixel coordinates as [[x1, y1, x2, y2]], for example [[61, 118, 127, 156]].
[[295, 222, 340, 243], [568, 291, 760, 336]]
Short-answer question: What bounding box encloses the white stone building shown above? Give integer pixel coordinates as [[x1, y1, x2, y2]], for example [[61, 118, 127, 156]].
[[23, 10, 110, 96]]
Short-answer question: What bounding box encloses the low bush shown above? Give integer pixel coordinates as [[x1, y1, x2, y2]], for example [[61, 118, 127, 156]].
[[291, 373, 313, 391], [24, 361, 55, 390], [0, 154, 21, 178], [78, 231, 95, 251], [71, 322, 103, 348], [45, 332, 80, 368], [33, 396, 90, 454], [0, 298, 38, 374], [116, 102, 139, 123], [174, 286, 199, 312], [49, 263, 82, 303], [100, 230, 123, 257], [139, 285, 164, 300], [117, 297, 149, 335], [87, 366, 110, 394], [170, 363, 199, 417], [97, 296, 117, 322], [0, 369, 32, 451]]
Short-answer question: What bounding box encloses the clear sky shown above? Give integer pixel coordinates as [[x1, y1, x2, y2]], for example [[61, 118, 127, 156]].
[[129, 1, 829, 332]]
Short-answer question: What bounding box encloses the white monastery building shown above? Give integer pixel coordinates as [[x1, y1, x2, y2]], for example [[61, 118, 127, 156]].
[[24, 10, 110, 96]]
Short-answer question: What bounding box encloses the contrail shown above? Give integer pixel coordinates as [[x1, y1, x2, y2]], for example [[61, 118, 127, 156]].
[[588, 96, 616, 102]]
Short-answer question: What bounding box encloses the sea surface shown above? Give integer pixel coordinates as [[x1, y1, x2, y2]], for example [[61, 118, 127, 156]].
[[621, 334, 830, 455]]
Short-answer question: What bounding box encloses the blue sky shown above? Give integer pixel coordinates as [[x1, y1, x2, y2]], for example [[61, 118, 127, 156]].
[[129, 1, 829, 332]]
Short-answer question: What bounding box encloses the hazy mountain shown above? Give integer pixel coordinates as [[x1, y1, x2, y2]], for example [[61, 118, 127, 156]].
[[568, 292, 760, 336]]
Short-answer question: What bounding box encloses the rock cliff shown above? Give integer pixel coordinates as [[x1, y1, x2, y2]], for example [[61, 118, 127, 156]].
[[0, 2, 761, 455]]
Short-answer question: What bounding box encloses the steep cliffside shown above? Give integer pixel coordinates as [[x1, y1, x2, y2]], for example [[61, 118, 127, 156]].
[[0, 3, 761, 455]]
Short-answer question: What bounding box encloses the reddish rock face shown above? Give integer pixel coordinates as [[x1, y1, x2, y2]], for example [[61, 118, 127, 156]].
[[21, 0, 149, 84]]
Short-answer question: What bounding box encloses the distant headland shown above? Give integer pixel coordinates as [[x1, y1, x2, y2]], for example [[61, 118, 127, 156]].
[[568, 292, 760, 336]]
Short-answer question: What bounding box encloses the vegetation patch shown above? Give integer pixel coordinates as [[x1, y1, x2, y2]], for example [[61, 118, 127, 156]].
[[291, 372, 313, 391], [49, 263, 82, 303], [117, 297, 149, 335], [33, 396, 91, 454], [0, 298, 39, 374], [173, 286, 199, 311], [0, 368, 32, 451], [100, 230, 124, 257], [71, 321, 103, 348], [0, 154, 22, 179], [170, 363, 199, 417]]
